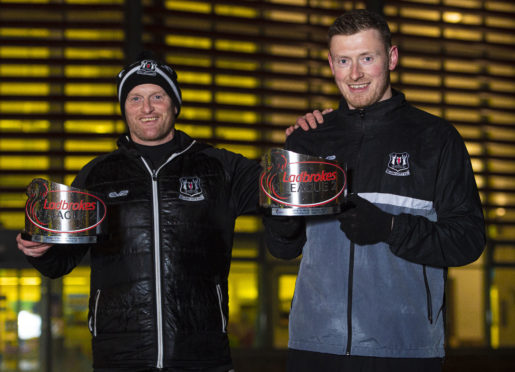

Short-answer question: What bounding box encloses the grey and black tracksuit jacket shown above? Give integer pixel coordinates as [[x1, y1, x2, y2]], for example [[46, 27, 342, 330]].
[[266, 91, 485, 359]]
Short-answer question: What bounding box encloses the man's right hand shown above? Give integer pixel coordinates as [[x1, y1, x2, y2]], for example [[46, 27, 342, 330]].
[[285, 108, 333, 137], [16, 233, 53, 258], [263, 215, 305, 239]]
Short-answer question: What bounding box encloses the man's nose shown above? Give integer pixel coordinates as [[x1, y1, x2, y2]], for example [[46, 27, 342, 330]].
[[350, 63, 363, 80], [142, 98, 154, 112]]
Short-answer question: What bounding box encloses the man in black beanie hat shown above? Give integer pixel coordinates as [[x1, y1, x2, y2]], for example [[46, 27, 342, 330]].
[[16, 51, 263, 371]]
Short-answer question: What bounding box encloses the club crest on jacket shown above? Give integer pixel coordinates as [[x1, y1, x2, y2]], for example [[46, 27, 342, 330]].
[[386, 152, 410, 176], [179, 177, 205, 201]]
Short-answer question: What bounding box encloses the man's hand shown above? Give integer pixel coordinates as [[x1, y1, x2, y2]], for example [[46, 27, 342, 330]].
[[285, 108, 334, 137], [263, 215, 304, 239], [337, 194, 394, 245], [16, 233, 53, 258]]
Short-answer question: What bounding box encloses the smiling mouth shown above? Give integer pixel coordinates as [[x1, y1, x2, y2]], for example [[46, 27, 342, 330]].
[[141, 117, 159, 122], [349, 83, 369, 89]]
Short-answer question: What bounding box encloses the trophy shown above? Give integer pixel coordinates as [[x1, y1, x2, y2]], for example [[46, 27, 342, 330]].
[[23, 178, 107, 244], [260, 149, 347, 216]]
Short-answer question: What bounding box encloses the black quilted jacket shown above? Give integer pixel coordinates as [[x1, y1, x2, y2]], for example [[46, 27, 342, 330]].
[[27, 130, 261, 370]]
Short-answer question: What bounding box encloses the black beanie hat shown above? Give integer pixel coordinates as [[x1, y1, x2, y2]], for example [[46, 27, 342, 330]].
[[116, 51, 182, 119]]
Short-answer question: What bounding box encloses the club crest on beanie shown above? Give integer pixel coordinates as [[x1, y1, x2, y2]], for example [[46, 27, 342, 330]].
[[116, 51, 182, 119]]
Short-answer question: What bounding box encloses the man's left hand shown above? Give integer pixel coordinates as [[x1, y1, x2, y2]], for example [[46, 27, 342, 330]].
[[337, 194, 394, 245]]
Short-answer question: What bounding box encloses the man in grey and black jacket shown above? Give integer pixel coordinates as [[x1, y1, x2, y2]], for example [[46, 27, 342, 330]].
[[264, 9, 485, 372], [17, 51, 261, 372]]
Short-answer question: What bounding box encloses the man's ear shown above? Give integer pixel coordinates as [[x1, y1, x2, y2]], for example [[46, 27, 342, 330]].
[[388, 45, 399, 71]]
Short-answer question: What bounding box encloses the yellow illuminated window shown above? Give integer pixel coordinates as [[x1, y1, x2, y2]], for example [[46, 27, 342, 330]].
[[216, 75, 258, 88], [401, 8, 439, 21], [0, 101, 49, 114], [227, 261, 258, 347], [64, 120, 125, 134], [267, 96, 308, 109], [266, 10, 307, 23], [215, 110, 258, 124], [0, 83, 49, 95], [444, 27, 482, 41], [64, 139, 116, 152], [0, 46, 50, 58], [444, 92, 481, 106], [216, 59, 259, 71], [274, 273, 297, 348], [444, 108, 482, 122], [65, 48, 122, 59], [182, 89, 212, 103], [165, 0, 211, 13], [0, 156, 49, 169], [234, 215, 261, 233], [215, 40, 257, 53], [179, 71, 212, 85], [401, 24, 441, 37], [65, 84, 115, 96], [403, 89, 442, 103], [216, 92, 259, 106], [399, 56, 441, 70], [64, 156, 96, 170], [175, 124, 213, 139], [215, 127, 259, 141], [166, 35, 212, 49], [65, 102, 118, 115], [0, 120, 50, 132], [401, 73, 441, 86], [0, 138, 49, 151], [66, 65, 121, 78], [65, 29, 123, 41], [0, 212, 25, 229], [444, 76, 481, 90], [215, 4, 257, 18]]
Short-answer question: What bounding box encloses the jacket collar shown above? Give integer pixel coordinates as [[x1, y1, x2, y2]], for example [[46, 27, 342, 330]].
[[338, 89, 406, 119], [117, 130, 196, 155]]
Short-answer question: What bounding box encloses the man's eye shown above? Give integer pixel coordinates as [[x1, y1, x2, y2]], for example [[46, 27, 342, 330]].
[[338, 59, 348, 65], [362, 56, 373, 63]]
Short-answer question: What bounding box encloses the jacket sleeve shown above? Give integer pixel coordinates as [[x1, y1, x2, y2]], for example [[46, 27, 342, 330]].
[[231, 152, 262, 216], [207, 148, 262, 216], [388, 127, 486, 267], [26, 244, 89, 279]]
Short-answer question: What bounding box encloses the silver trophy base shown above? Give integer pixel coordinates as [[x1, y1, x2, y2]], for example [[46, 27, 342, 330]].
[[22, 232, 98, 244], [271, 205, 341, 216]]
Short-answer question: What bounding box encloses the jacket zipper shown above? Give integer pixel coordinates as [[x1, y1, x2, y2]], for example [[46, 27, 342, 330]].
[[346, 109, 366, 355], [140, 140, 196, 369], [345, 242, 355, 355], [216, 284, 227, 333]]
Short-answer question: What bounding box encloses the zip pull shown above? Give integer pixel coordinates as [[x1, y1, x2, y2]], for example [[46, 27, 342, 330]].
[[358, 109, 365, 118], [152, 170, 158, 181]]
